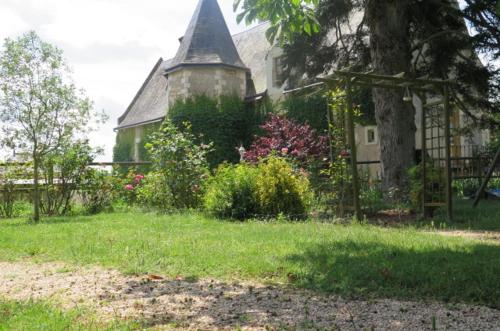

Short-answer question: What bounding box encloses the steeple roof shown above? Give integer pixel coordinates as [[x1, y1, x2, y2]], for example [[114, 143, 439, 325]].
[[165, 0, 247, 73]]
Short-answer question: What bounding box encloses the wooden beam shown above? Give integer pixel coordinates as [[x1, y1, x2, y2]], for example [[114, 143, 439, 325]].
[[473, 147, 500, 207]]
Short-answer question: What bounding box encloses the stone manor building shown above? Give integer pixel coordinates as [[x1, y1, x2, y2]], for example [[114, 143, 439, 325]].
[[115, 0, 490, 175]]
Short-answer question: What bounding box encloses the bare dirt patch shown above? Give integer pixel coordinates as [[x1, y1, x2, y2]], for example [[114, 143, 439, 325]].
[[432, 230, 500, 244], [0, 262, 498, 330]]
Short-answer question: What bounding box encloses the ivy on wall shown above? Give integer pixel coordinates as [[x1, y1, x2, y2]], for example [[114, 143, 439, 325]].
[[113, 128, 135, 162], [282, 86, 376, 131], [168, 94, 267, 168]]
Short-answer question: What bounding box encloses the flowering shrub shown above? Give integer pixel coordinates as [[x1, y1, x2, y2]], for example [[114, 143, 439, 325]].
[[116, 170, 145, 206], [244, 114, 328, 165], [204, 163, 259, 220]]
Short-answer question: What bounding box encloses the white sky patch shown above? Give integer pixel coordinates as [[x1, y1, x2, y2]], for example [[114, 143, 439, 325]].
[[0, 0, 256, 161]]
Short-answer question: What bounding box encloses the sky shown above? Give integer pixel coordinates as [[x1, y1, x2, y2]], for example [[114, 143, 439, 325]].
[[0, 0, 256, 161]]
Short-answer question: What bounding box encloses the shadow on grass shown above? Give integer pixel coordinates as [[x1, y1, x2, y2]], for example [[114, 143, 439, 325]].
[[284, 240, 500, 309], [102, 239, 500, 329]]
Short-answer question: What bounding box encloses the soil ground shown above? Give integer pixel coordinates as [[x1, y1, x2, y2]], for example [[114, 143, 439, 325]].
[[0, 262, 498, 330]]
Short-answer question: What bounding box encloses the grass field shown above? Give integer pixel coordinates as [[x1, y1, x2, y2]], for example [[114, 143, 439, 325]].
[[0, 200, 499, 308], [0, 300, 140, 331]]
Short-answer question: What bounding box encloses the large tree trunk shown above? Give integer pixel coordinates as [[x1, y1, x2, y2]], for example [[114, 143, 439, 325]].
[[366, 0, 416, 195]]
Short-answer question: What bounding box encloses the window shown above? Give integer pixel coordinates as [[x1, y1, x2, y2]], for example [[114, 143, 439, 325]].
[[365, 127, 378, 145], [273, 56, 285, 87]]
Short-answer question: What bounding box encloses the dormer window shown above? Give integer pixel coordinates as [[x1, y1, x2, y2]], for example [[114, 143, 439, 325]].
[[273, 56, 285, 87]]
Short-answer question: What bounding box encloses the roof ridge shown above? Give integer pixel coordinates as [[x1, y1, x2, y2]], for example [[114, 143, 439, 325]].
[[232, 21, 270, 38]]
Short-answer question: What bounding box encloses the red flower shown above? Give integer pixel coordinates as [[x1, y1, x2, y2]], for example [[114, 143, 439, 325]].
[[339, 150, 350, 158], [125, 184, 135, 191]]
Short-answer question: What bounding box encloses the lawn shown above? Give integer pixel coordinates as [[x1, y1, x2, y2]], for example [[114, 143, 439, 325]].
[[0, 201, 499, 308], [0, 300, 139, 331]]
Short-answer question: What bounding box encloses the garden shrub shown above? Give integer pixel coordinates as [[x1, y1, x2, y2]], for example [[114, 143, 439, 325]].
[[144, 119, 212, 210], [204, 163, 259, 220], [39, 141, 98, 216], [452, 178, 481, 198], [0, 165, 26, 219], [408, 161, 445, 214], [169, 95, 266, 168], [136, 171, 173, 210], [255, 156, 313, 219], [80, 170, 117, 215]]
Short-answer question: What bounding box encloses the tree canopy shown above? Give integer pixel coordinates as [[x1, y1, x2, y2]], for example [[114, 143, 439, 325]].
[[0, 31, 105, 221]]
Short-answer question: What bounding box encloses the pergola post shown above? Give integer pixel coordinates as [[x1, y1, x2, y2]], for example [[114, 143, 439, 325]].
[[345, 83, 362, 220], [443, 85, 453, 222]]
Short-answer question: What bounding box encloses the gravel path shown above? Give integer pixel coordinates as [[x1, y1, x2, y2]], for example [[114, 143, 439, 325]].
[[0, 262, 498, 330]]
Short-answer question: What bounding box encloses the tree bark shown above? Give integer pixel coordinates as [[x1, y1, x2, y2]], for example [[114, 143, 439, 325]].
[[366, 0, 416, 195], [33, 152, 40, 223]]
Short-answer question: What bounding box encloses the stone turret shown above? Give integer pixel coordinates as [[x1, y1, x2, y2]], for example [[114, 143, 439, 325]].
[[165, 0, 248, 105]]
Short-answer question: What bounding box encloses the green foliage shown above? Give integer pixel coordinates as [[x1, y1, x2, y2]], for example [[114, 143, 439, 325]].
[[255, 156, 312, 219], [168, 95, 265, 168], [0, 31, 104, 222], [282, 94, 328, 133], [486, 129, 500, 156], [453, 178, 481, 198], [136, 171, 173, 210], [0, 164, 30, 219], [81, 170, 117, 215], [204, 163, 259, 220], [39, 141, 98, 216], [234, 0, 319, 44], [359, 176, 388, 215], [145, 119, 212, 210], [113, 128, 134, 163], [408, 161, 445, 213], [318, 89, 356, 215]]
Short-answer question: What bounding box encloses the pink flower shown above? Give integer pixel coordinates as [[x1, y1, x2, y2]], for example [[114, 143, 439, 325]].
[[134, 174, 145, 184], [281, 147, 289, 155], [125, 184, 135, 191]]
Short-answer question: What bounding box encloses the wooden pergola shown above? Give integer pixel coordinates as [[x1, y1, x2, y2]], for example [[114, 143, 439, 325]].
[[319, 70, 455, 221]]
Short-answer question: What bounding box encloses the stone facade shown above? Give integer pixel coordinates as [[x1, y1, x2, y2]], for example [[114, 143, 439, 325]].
[[167, 66, 246, 106]]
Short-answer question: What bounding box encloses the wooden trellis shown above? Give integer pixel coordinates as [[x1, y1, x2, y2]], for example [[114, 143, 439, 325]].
[[320, 70, 454, 221]]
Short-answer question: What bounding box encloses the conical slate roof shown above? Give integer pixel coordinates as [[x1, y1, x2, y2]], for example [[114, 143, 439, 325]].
[[165, 0, 247, 73]]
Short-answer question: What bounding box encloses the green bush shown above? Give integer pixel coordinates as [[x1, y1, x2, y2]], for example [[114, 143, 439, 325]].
[[137, 171, 173, 210], [144, 119, 212, 210], [169, 95, 266, 168], [81, 170, 117, 215], [204, 163, 259, 220], [408, 161, 445, 213], [255, 156, 313, 219], [39, 141, 98, 216], [453, 178, 481, 198]]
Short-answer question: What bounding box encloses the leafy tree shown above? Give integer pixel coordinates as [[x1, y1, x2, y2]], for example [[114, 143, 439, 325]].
[[0, 31, 103, 222], [235, 0, 499, 194]]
